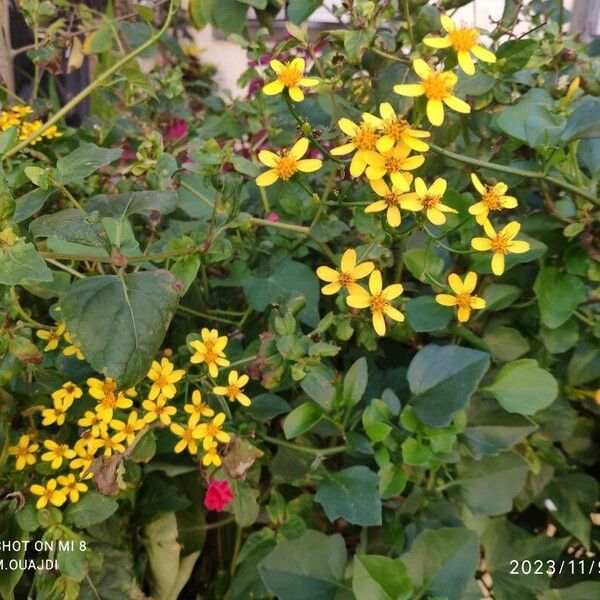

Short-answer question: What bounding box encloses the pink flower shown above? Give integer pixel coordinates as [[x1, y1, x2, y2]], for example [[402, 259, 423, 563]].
[[165, 119, 188, 140], [266, 212, 279, 222], [204, 479, 233, 512]]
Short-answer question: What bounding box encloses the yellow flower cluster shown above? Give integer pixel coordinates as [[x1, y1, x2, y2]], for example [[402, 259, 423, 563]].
[[36, 323, 85, 360], [0, 104, 61, 145], [250, 15, 531, 332], [12, 328, 252, 509]]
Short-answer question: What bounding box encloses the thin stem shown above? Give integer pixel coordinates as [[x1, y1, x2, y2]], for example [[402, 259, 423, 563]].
[[2, 0, 177, 159], [422, 225, 472, 254], [9, 287, 46, 327], [201, 516, 235, 530], [59, 184, 86, 214], [370, 47, 409, 63], [44, 257, 85, 278], [403, 0, 416, 47], [429, 143, 599, 207], [177, 305, 239, 325], [228, 354, 258, 368], [261, 434, 348, 457]]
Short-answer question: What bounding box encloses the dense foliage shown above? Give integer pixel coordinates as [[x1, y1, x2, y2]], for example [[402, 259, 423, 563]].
[[1, 1, 599, 599]]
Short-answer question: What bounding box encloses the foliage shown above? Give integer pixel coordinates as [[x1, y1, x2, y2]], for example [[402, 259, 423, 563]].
[[0, 0, 599, 599]]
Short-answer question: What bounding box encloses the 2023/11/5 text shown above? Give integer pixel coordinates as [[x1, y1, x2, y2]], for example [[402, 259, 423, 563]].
[[509, 559, 600, 576]]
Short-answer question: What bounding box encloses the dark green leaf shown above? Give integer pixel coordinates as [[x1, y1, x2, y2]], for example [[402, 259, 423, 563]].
[[344, 30, 374, 63], [496, 39, 537, 74], [56, 143, 122, 184], [283, 403, 323, 439], [482, 283, 521, 310], [85, 190, 177, 220], [483, 327, 530, 361], [0, 240, 53, 285], [247, 393, 290, 421], [405, 296, 453, 332], [64, 492, 119, 528], [352, 554, 413, 600], [343, 357, 367, 406], [300, 365, 336, 411], [13, 187, 58, 222], [567, 342, 600, 385], [403, 248, 444, 281], [561, 96, 600, 141], [287, 0, 323, 23]]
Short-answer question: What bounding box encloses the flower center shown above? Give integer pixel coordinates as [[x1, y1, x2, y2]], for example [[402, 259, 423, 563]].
[[182, 428, 194, 443], [17, 447, 29, 457], [279, 66, 302, 88], [275, 151, 298, 180], [448, 27, 479, 52], [155, 374, 169, 387], [421, 194, 440, 209], [226, 385, 240, 399], [491, 235, 509, 254], [206, 423, 220, 437], [422, 74, 452, 100], [456, 293, 472, 309], [65, 384, 75, 394], [383, 118, 408, 141], [353, 123, 378, 151], [338, 272, 354, 287], [482, 187, 503, 210], [384, 156, 404, 173], [384, 193, 400, 207], [54, 446, 67, 457], [369, 294, 388, 313]]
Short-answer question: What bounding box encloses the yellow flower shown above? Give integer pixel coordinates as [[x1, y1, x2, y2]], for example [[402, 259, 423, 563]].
[[346, 270, 404, 336], [70, 438, 100, 478], [184, 389, 215, 426], [565, 76, 580, 103], [52, 381, 82, 405], [88, 377, 133, 423], [364, 103, 431, 153], [147, 357, 185, 400], [110, 411, 145, 445], [41, 391, 73, 426], [316, 248, 375, 295], [424, 15, 496, 76], [471, 221, 530, 276], [213, 370, 251, 407], [77, 411, 108, 438], [43, 125, 62, 139], [19, 119, 44, 144], [366, 178, 421, 227], [0, 111, 21, 131], [435, 272, 486, 322], [57, 474, 88, 503], [256, 138, 322, 187], [41, 440, 76, 469], [330, 117, 380, 178], [196, 412, 230, 450], [170, 422, 202, 454], [364, 144, 424, 185], [11, 105, 33, 117], [8, 435, 38, 470], [142, 396, 177, 426], [469, 173, 518, 225], [202, 441, 221, 467], [262, 58, 319, 102], [35, 323, 65, 351], [413, 177, 458, 225], [394, 59, 470, 126], [97, 432, 126, 457], [63, 331, 84, 360], [189, 328, 230, 377], [30, 479, 67, 509]]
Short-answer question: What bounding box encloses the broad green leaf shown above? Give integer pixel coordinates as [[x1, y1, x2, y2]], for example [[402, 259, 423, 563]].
[[483, 326, 530, 362], [247, 393, 290, 422], [243, 259, 320, 326], [567, 342, 600, 385], [212, 0, 247, 34], [352, 555, 412, 600], [56, 143, 122, 184], [13, 187, 58, 222], [486, 359, 558, 415], [496, 39, 537, 74], [533, 266, 587, 329], [62, 270, 181, 386], [300, 365, 336, 411], [144, 512, 181, 600], [0, 240, 53, 285], [456, 452, 529, 515], [63, 492, 119, 528], [30, 208, 112, 253], [343, 357, 367, 406], [287, 0, 323, 24], [230, 479, 260, 528], [403, 248, 444, 281], [0, 164, 14, 223], [578, 137, 600, 174], [561, 96, 600, 141], [405, 296, 453, 332], [283, 403, 323, 439], [0, 519, 28, 599], [85, 190, 177, 221], [0, 126, 18, 155], [231, 155, 260, 177], [315, 466, 381, 526], [542, 582, 600, 600], [540, 319, 579, 354], [401, 527, 479, 600], [407, 344, 490, 427], [258, 530, 347, 600], [482, 284, 521, 311], [378, 463, 407, 499], [344, 29, 374, 63]]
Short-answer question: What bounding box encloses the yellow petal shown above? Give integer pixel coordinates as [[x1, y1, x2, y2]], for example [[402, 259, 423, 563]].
[[346, 291, 370, 309], [372, 311, 386, 336], [316, 266, 339, 282], [393, 84, 425, 97], [457, 50, 475, 75], [296, 158, 322, 173], [365, 200, 387, 213], [444, 95, 471, 114], [491, 253, 505, 276], [384, 305, 404, 323], [263, 80, 284, 95], [362, 112, 382, 127], [457, 306, 471, 322], [401, 155, 425, 171], [288, 86, 304, 102], [270, 60, 284, 73], [255, 169, 279, 187], [470, 296, 486, 309], [379, 102, 395, 120], [290, 137, 309, 159], [330, 142, 355, 156], [376, 135, 395, 153], [338, 117, 358, 137], [483, 219, 497, 238], [414, 177, 427, 198], [508, 240, 530, 254], [369, 270, 383, 295], [349, 154, 367, 178], [403, 136, 429, 152], [370, 177, 390, 197], [382, 283, 403, 300], [440, 15, 455, 32], [471, 173, 485, 195], [258, 150, 279, 167], [299, 77, 319, 87], [471, 237, 492, 251], [436, 294, 457, 306], [501, 195, 518, 208], [426, 99, 444, 126], [427, 207, 446, 225], [430, 177, 447, 197], [471, 45, 496, 63], [423, 36, 452, 48], [463, 271, 478, 293], [413, 58, 432, 79], [501, 221, 520, 239], [341, 248, 357, 272], [290, 57, 305, 73], [387, 206, 401, 227], [351, 262, 375, 279], [448, 273, 464, 294], [322, 281, 342, 295]]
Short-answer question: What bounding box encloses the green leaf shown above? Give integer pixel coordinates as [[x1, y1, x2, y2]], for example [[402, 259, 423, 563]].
[[401, 527, 480, 600], [258, 530, 347, 600], [344, 29, 374, 63], [212, 0, 248, 34], [83, 22, 113, 54], [482, 327, 530, 362], [0, 164, 14, 225], [403, 248, 444, 281], [0, 126, 18, 155], [231, 155, 260, 177], [315, 466, 381, 526], [567, 342, 600, 385], [456, 452, 529, 515], [144, 512, 181, 600], [230, 479, 260, 527], [86, 191, 177, 221], [300, 365, 336, 411], [287, 0, 323, 24], [352, 555, 413, 600], [561, 96, 600, 141], [13, 187, 58, 222], [63, 492, 119, 528], [56, 143, 122, 184], [0, 519, 28, 599], [247, 393, 290, 421], [540, 319, 579, 354], [486, 359, 558, 415], [243, 259, 320, 327], [283, 403, 323, 439], [405, 296, 453, 332], [0, 240, 53, 285], [533, 266, 587, 329], [407, 344, 490, 427], [62, 270, 181, 386], [30, 208, 112, 253], [343, 357, 367, 406], [496, 39, 537, 74], [542, 582, 600, 600]]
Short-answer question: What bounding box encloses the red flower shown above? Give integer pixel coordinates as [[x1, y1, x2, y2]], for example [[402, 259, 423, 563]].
[[204, 479, 233, 512]]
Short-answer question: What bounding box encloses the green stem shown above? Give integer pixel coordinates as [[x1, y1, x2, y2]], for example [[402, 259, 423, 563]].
[[228, 354, 258, 368], [422, 225, 472, 254], [261, 434, 349, 457], [370, 47, 409, 63], [402, 0, 416, 47], [177, 305, 239, 325], [59, 184, 86, 214], [2, 0, 178, 159], [429, 143, 599, 207]]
